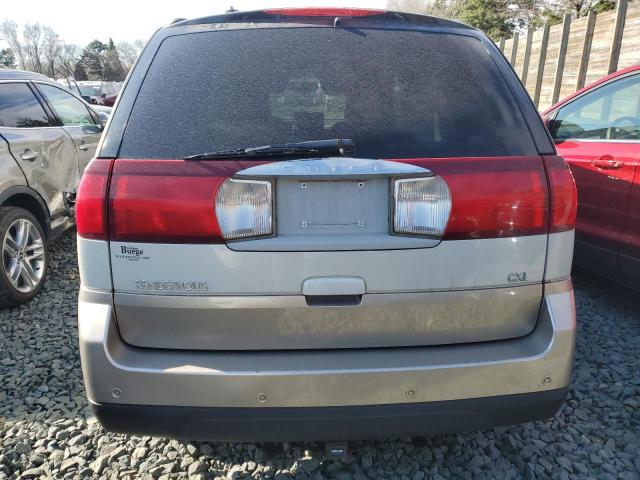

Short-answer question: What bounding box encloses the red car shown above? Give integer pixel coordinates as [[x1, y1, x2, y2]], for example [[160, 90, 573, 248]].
[[78, 82, 119, 107], [543, 65, 640, 289]]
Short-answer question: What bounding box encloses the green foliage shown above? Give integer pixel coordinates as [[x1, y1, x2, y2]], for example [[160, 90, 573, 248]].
[[588, 0, 616, 14], [103, 38, 126, 81], [386, 0, 623, 36], [0, 48, 16, 69], [73, 60, 88, 81], [528, 6, 563, 28], [87, 39, 106, 52], [387, 0, 465, 18], [74, 38, 126, 81], [0, 18, 140, 80], [76, 40, 106, 80], [458, 0, 514, 40]]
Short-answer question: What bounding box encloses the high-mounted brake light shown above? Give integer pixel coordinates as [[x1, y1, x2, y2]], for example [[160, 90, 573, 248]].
[[263, 7, 386, 17]]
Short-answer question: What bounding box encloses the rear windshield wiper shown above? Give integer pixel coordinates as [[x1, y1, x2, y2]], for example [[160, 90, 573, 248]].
[[183, 138, 354, 160]]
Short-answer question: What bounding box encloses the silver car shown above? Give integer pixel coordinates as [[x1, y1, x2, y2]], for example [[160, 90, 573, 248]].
[[0, 69, 103, 307], [76, 8, 577, 441]]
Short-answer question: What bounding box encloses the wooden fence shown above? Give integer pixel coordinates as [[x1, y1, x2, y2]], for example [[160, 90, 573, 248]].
[[499, 0, 640, 110]]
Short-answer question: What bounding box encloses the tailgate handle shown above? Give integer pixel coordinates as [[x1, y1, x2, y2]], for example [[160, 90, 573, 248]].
[[302, 277, 365, 296], [306, 294, 362, 307]]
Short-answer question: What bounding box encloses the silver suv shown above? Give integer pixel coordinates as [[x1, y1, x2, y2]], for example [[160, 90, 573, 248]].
[[0, 70, 103, 307], [76, 8, 577, 441]]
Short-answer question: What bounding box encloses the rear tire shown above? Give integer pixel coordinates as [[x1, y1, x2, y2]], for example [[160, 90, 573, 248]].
[[0, 207, 48, 309]]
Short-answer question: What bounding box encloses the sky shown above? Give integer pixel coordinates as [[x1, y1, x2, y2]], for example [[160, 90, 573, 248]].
[[1, 0, 389, 47]]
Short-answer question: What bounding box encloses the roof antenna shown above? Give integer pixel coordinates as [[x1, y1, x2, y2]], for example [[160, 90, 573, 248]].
[[226, 6, 238, 12]]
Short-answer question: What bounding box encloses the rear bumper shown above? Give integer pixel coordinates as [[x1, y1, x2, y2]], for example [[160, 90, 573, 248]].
[[78, 279, 575, 440], [91, 388, 568, 442]]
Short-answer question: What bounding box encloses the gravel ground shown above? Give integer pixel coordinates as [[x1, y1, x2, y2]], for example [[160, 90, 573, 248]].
[[1, 231, 639, 480]]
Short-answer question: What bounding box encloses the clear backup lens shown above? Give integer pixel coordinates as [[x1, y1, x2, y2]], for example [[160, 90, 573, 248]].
[[394, 176, 452, 237], [215, 179, 273, 240]]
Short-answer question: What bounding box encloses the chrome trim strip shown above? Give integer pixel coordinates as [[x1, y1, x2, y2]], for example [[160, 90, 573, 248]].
[[556, 138, 640, 144], [234, 157, 432, 179]]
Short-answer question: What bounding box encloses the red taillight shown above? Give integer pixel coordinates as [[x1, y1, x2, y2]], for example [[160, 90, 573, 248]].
[[396, 157, 550, 240], [76, 158, 113, 240], [263, 7, 385, 17], [108, 160, 239, 243], [84, 156, 570, 244], [543, 155, 577, 232]]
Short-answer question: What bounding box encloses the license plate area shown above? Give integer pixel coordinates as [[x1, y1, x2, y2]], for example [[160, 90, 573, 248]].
[[276, 179, 389, 235]]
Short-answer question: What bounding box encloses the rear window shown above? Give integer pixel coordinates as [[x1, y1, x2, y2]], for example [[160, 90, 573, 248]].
[[120, 28, 536, 159]]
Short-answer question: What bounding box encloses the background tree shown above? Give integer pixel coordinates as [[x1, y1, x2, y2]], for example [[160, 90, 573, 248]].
[[22, 23, 45, 74], [458, 0, 514, 39], [564, 0, 616, 16], [116, 40, 144, 71], [58, 44, 80, 77], [1, 18, 143, 79], [78, 40, 106, 80], [387, 0, 465, 17], [0, 20, 26, 69], [387, 0, 619, 35], [42, 26, 62, 78], [1, 20, 75, 76], [0, 48, 16, 68], [509, 0, 564, 29], [73, 61, 88, 80], [103, 38, 126, 81], [588, 0, 616, 14]]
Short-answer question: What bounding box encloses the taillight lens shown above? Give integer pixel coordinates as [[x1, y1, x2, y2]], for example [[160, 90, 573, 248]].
[[215, 179, 273, 240], [97, 156, 563, 245], [395, 157, 549, 240], [544, 155, 577, 232], [393, 176, 451, 237], [108, 160, 237, 243], [76, 159, 113, 240]]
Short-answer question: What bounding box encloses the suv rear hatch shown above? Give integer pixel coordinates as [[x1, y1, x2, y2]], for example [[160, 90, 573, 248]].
[[83, 11, 574, 350]]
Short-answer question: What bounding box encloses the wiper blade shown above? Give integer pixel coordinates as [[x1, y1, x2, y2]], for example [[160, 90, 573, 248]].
[[184, 138, 354, 160]]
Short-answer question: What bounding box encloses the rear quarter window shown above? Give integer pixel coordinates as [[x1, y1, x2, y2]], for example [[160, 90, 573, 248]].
[[120, 28, 537, 159], [0, 83, 51, 128]]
